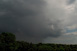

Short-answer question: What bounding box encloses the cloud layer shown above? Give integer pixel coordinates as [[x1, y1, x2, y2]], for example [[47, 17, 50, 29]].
[[0, 0, 66, 43], [0, 0, 77, 43], [43, 0, 77, 44]]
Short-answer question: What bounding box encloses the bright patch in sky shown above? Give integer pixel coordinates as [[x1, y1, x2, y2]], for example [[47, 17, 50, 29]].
[[43, 0, 77, 44]]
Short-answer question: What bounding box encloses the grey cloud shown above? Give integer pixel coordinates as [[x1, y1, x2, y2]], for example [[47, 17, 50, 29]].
[[43, 34, 76, 44], [67, 0, 76, 5], [0, 0, 64, 43]]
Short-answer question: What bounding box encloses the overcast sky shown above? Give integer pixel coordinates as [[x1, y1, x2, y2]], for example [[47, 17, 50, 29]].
[[0, 0, 77, 44]]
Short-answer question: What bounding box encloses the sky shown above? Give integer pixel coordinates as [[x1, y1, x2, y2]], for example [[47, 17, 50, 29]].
[[0, 0, 77, 44]]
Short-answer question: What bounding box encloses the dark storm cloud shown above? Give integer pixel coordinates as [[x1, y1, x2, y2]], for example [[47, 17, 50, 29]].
[[67, 0, 76, 5], [0, 0, 64, 43]]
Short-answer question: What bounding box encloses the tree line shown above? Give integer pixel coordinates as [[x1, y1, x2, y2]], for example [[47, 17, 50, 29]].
[[0, 32, 77, 51]]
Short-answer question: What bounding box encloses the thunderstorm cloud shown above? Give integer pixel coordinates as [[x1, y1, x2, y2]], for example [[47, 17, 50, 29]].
[[0, 0, 77, 44]]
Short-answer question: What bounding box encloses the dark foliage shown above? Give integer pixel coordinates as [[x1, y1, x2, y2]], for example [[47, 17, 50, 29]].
[[0, 32, 77, 51]]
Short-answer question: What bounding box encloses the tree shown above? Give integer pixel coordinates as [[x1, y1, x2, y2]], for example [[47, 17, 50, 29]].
[[0, 32, 16, 51], [38, 45, 54, 51], [0, 32, 16, 43], [16, 41, 30, 51]]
